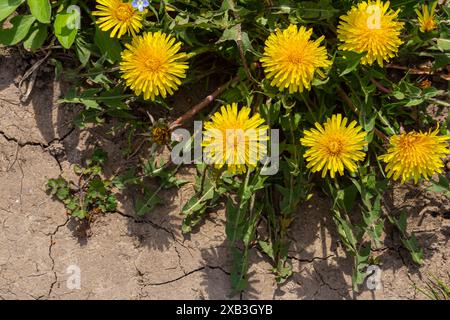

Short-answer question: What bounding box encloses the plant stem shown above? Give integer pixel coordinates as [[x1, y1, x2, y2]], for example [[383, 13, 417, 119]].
[[337, 86, 389, 143], [370, 78, 392, 94]]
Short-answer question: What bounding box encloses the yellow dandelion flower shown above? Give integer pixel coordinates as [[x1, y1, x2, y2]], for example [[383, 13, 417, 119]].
[[379, 128, 450, 184], [202, 103, 269, 174], [120, 32, 189, 101], [260, 25, 332, 93], [337, 0, 404, 66], [300, 114, 367, 178], [93, 0, 143, 38], [415, 2, 438, 33]]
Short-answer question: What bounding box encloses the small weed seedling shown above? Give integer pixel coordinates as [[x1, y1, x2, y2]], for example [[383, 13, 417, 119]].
[[46, 148, 117, 220]]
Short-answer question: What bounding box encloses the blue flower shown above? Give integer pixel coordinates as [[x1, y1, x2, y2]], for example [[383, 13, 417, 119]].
[[132, 0, 150, 12]]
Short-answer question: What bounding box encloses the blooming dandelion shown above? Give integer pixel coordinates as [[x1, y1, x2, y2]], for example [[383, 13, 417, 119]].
[[261, 25, 332, 94], [202, 103, 269, 175], [120, 32, 189, 101], [416, 2, 438, 33], [93, 0, 143, 38], [337, 0, 404, 66], [132, 0, 150, 12], [379, 128, 450, 184], [300, 114, 367, 178]]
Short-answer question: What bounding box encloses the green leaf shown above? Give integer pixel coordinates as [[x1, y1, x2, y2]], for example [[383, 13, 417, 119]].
[[274, 264, 293, 284], [23, 23, 47, 51], [182, 186, 214, 216], [182, 195, 206, 216], [53, 11, 78, 49], [56, 186, 69, 201], [332, 209, 357, 253], [103, 195, 118, 212], [428, 175, 450, 198], [89, 148, 107, 165], [397, 211, 407, 233], [433, 53, 450, 70], [75, 36, 92, 66], [112, 169, 140, 189], [94, 27, 122, 63], [436, 39, 450, 51], [72, 209, 88, 219], [342, 184, 358, 213], [59, 88, 102, 110], [0, 0, 24, 22], [65, 199, 78, 211], [135, 188, 163, 217], [352, 243, 371, 290], [260, 100, 281, 126], [296, 1, 338, 20], [392, 91, 405, 100], [217, 24, 254, 54], [181, 195, 207, 234], [27, 0, 51, 24], [337, 51, 366, 76], [258, 240, 275, 260], [404, 98, 424, 107], [0, 15, 36, 45], [230, 247, 248, 293], [87, 178, 107, 198], [242, 204, 261, 245], [402, 235, 424, 265]]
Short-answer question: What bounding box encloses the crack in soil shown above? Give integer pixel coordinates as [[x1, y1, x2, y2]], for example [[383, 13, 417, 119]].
[[116, 209, 204, 277], [0, 127, 75, 149], [145, 266, 206, 286], [173, 243, 187, 275], [0, 128, 74, 173], [312, 264, 348, 299], [17, 159, 24, 213], [143, 265, 230, 287], [47, 218, 70, 298], [115, 209, 190, 250]]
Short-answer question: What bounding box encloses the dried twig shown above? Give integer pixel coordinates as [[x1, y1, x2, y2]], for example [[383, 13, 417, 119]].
[[370, 78, 393, 94], [168, 75, 240, 130], [127, 138, 147, 160], [386, 64, 432, 75], [19, 50, 52, 102]]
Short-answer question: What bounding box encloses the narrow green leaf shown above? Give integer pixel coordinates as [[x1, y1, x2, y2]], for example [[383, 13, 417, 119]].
[[258, 240, 275, 260], [182, 186, 214, 216], [135, 189, 163, 217], [397, 211, 407, 233], [94, 27, 122, 63], [402, 235, 424, 265], [338, 51, 366, 76]]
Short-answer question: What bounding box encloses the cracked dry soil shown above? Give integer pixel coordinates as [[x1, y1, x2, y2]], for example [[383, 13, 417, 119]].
[[1, 48, 449, 300]]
